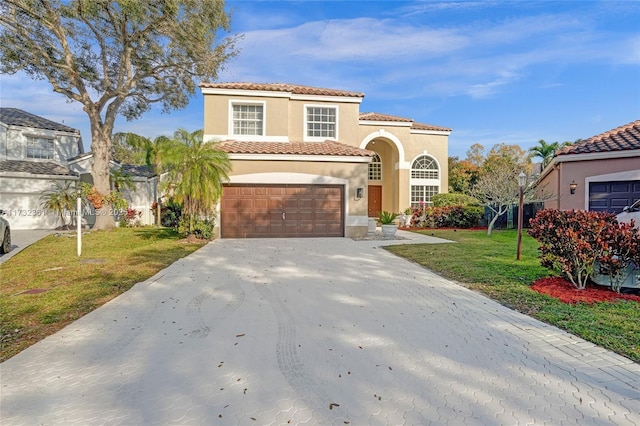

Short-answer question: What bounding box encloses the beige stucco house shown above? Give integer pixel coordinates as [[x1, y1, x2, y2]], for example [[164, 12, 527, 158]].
[[200, 82, 451, 238], [535, 120, 639, 213]]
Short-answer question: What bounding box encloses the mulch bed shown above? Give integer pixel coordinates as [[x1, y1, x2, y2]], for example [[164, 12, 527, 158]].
[[532, 277, 640, 304]]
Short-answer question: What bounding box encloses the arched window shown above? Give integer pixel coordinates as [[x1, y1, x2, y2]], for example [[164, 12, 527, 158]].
[[411, 156, 439, 179], [410, 155, 440, 208], [368, 153, 381, 181]]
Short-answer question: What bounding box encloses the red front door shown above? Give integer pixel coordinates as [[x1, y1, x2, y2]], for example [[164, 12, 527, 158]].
[[368, 185, 382, 217]]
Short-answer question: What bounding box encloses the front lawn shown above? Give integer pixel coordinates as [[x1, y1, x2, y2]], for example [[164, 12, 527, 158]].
[[0, 228, 205, 362], [387, 229, 640, 363]]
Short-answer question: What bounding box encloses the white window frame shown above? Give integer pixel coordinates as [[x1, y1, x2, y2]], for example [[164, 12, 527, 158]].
[[26, 136, 54, 160], [229, 100, 266, 139], [368, 153, 382, 181], [410, 154, 441, 208], [304, 104, 338, 141]]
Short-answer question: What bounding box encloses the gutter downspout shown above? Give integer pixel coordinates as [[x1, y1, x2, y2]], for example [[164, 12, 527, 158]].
[[556, 162, 561, 210]]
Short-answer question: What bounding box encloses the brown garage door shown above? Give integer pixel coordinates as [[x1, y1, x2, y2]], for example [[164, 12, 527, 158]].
[[221, 184, 344, 238]]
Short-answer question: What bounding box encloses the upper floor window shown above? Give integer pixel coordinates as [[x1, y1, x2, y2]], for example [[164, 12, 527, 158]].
[[411, 155, 439, 179], [232, 103, 263, 136], [26, 136, 54, 159], [368, 153, 381, 181], [306, 106, 336, 139]]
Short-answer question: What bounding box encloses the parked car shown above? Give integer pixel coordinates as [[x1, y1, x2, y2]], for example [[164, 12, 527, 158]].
[[616, 199, 640, 229], [0, 210, 11, 254]]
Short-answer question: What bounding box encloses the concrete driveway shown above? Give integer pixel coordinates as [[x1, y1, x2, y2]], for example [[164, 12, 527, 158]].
[[0, 229, 53, 265], [1, 233, 639, 425]]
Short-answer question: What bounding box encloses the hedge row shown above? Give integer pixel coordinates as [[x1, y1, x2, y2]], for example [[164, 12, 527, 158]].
[[410, 205, 483, 229]]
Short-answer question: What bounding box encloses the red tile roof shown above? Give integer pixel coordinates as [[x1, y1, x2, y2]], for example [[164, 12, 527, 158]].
[[360, 112, 413, 123], [410, 122, 453, 132], [556, 120, 640, 156], [360, 112, 452, 132], [199, 82, 364, 98], [217, 140, 375, 157]]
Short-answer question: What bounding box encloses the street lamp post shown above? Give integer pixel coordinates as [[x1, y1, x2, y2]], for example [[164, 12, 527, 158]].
[[516, 171, 527, 260]]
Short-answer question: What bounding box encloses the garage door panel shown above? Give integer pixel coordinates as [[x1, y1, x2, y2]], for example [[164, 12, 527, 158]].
[[611, 182, 632, 193], [610, 199, 631, 210], [221, 184, 344, 238], [589, 180, 640, 213], [296, 211, 314, 221]]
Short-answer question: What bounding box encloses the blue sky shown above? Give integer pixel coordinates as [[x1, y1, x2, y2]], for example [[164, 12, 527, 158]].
[[1, 0, 639, 159]]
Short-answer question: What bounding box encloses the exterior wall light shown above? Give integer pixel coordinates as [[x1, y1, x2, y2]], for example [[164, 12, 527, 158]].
[[355, 187, 364, 200], [569, 180, 577, 195]]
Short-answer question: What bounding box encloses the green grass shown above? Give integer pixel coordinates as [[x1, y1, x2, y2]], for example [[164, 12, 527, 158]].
[[387, 229, 640, 362], [0, 227, 205, 361]]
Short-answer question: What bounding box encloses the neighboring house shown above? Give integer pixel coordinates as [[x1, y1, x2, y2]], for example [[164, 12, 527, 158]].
[[0, 108, 156, 229], [199, 82, 451, 238], [535, 120, 640, 213], [68, 153, 158, 227], [0, 107, 82, 229]]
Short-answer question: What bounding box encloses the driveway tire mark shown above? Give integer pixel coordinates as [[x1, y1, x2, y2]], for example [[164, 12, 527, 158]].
[[186, 281, 246, 338], [254, 283, 345, 424]]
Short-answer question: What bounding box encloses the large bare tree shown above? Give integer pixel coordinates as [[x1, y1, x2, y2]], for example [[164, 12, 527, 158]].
[[0, 0, 238, 229]]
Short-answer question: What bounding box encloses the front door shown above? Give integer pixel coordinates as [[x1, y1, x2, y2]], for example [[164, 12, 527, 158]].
[[368, 185, 382, 217]]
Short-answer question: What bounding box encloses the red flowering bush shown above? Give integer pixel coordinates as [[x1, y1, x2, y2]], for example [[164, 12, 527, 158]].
[[597, 219, 639, 293], [528, 209, 618, 289], [119, 207, 142, 228]]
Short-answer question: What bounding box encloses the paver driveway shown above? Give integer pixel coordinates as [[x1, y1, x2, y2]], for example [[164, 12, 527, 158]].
[[1, 234, 639, 425]]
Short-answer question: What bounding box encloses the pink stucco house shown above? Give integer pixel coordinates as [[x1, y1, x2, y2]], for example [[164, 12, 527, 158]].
[[536, 120, 639, 213]]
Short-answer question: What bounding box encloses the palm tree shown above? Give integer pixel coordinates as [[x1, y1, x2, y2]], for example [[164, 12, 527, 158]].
[[163, 129, 231, 235], [113, 132, 177, 225], [40, 181, 83, 228], [110, 168, 135, 192], [529, 139, 559, 169]]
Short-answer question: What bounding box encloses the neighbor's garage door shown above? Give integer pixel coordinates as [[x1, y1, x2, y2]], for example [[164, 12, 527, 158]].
[[220, 184, 344, 238], [589, 180, 640, 213]]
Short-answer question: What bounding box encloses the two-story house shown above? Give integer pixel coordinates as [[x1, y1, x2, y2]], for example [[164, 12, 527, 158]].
[[199, 82, 451, 238], [0, 107, 83, 229], [0, 108, 157, 229]]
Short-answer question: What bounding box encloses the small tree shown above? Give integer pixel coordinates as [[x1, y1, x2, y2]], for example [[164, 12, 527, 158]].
[[466, 143, 535, 235], [469, 159, 531, 235], [110, 168, 135, 192], [40, 181, 84, 228], [163, 129, 231, 237]]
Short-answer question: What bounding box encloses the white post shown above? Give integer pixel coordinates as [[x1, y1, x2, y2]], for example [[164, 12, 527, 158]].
[[77, 191, 82, 257]]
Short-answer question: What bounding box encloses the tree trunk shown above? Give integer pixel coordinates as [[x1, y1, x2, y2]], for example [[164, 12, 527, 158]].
[[487, 214, 498, 236], [486, 205, 508, 236], [90, 115, 115, 230]]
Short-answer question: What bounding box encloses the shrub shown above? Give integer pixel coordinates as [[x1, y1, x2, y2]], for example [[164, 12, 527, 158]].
[[119, 207, 142, 228], [178, 216, 215, 240], [597, 220, 640, 293], [411, 205, 483, 229], [528, 209, 618, 289], [431, 193, 481, 207], [160, 198, 182, 228]]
